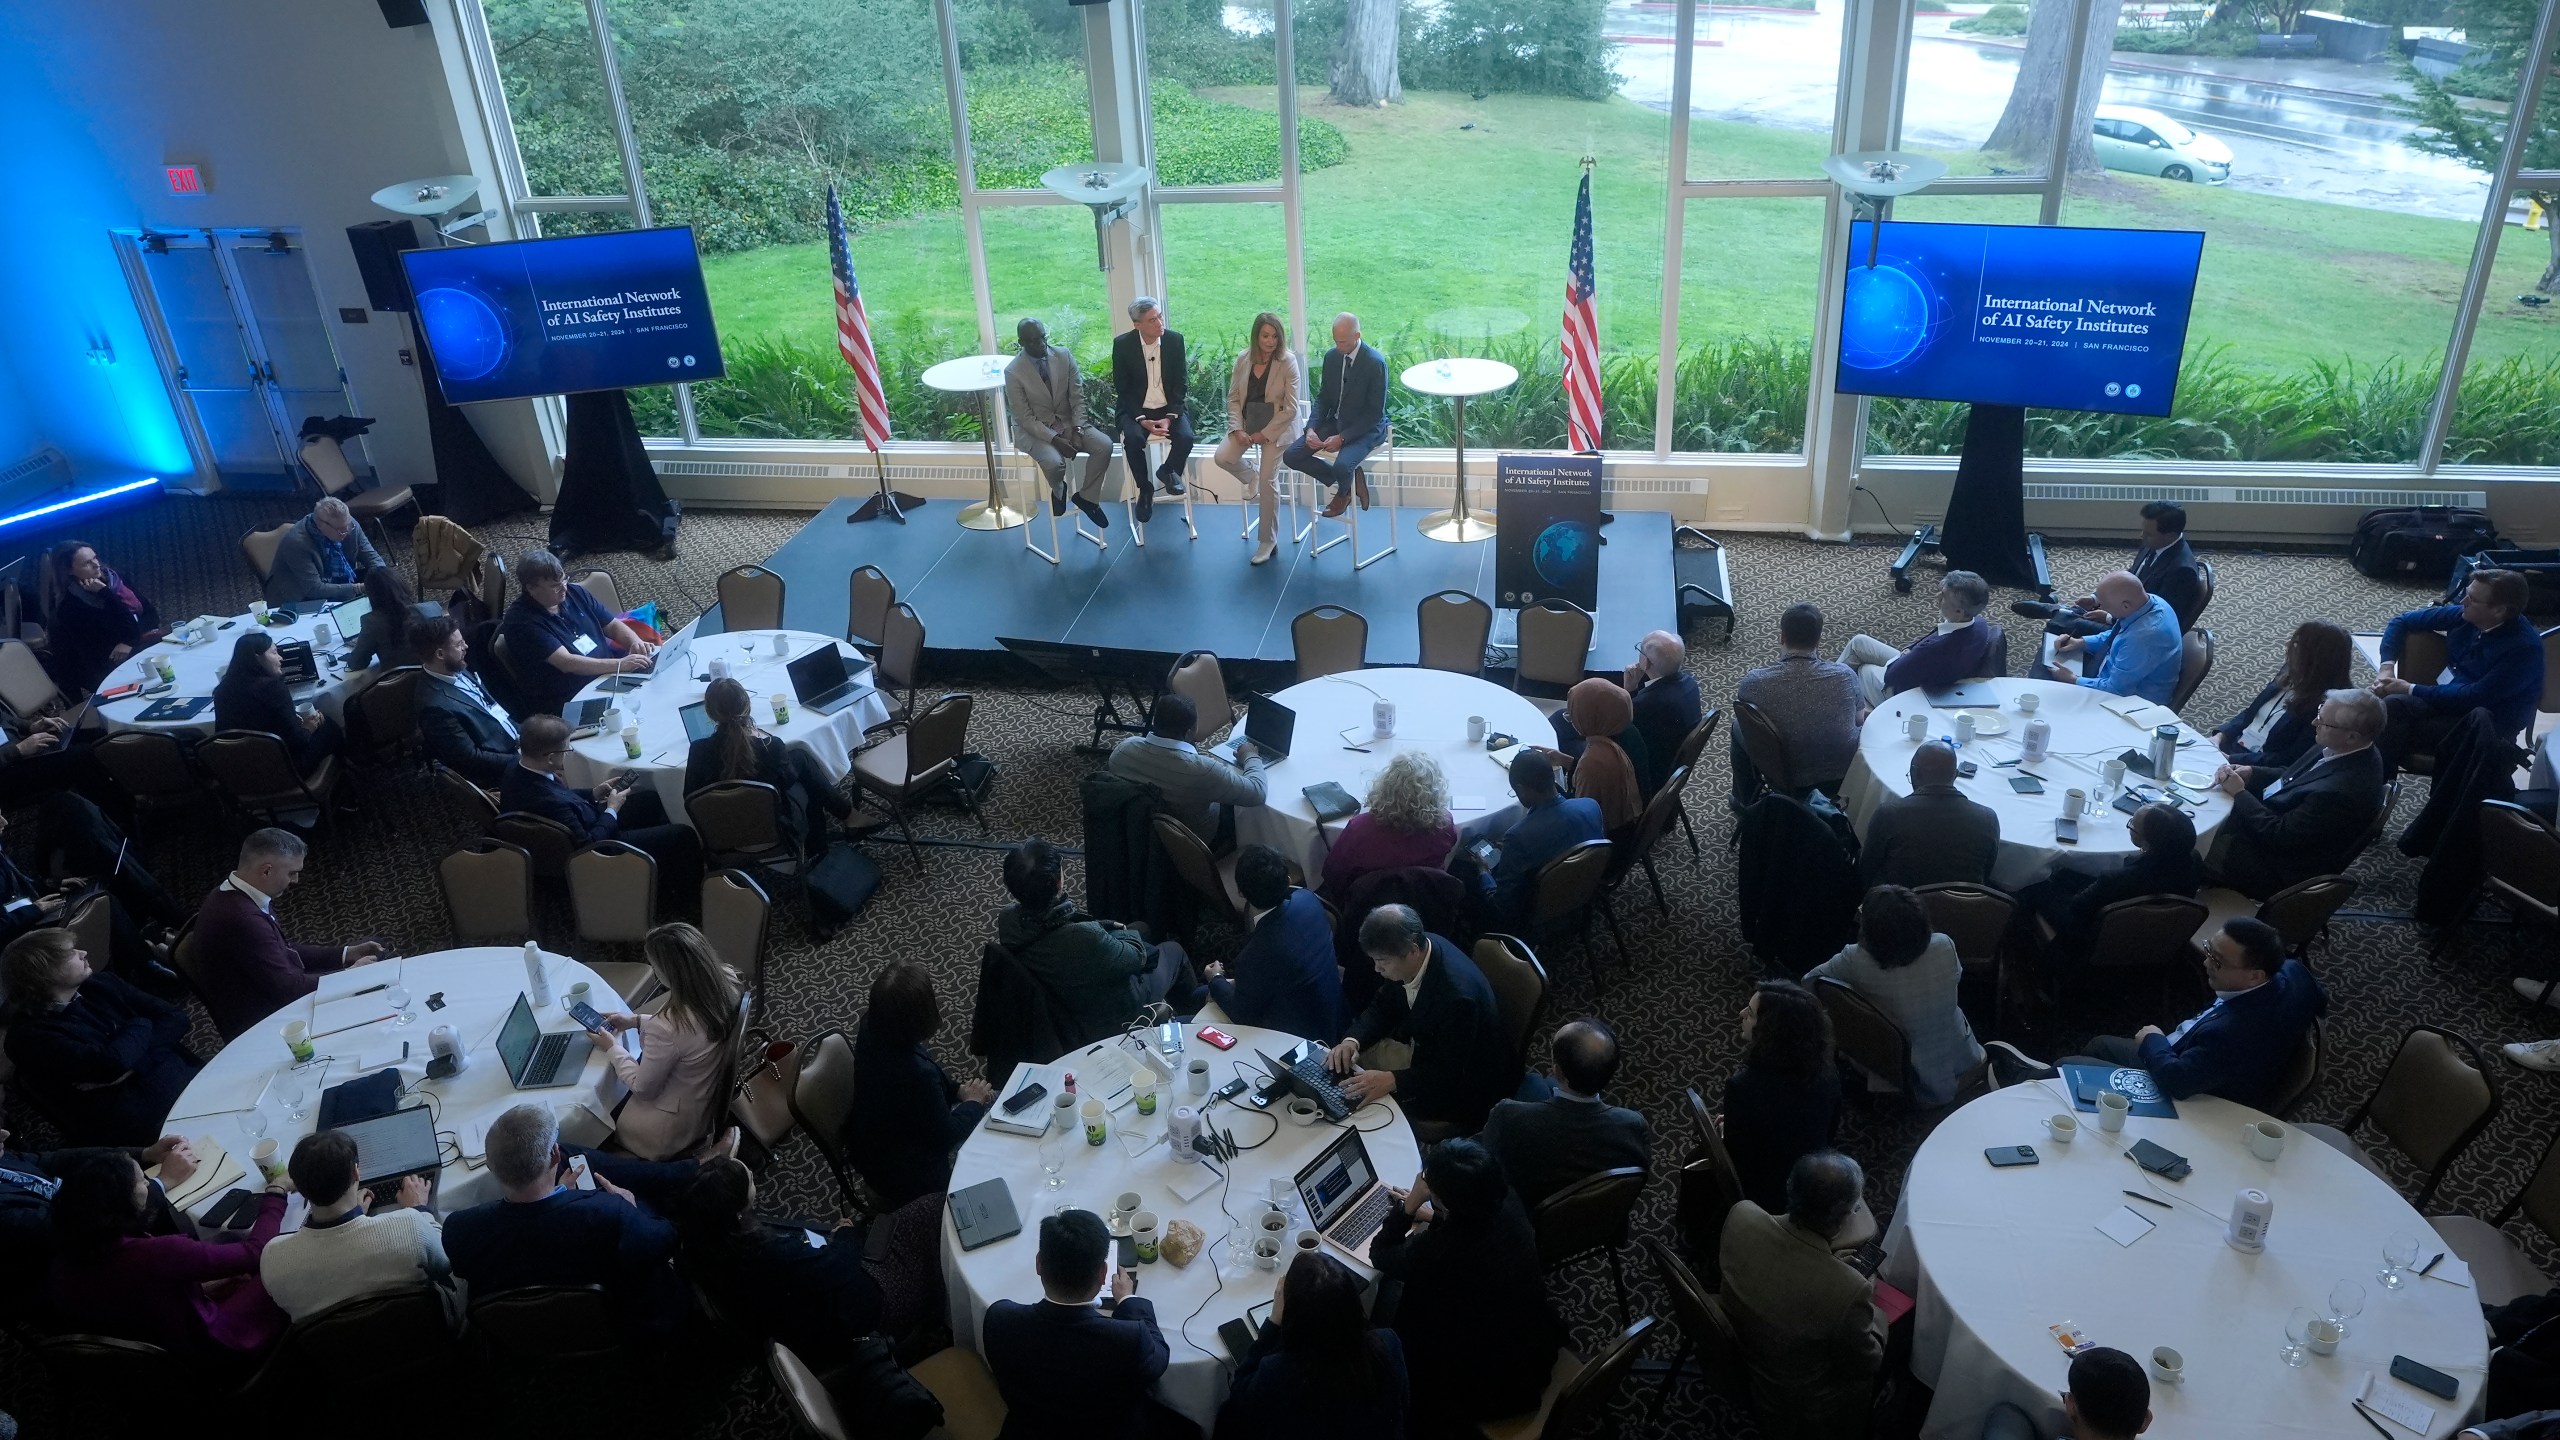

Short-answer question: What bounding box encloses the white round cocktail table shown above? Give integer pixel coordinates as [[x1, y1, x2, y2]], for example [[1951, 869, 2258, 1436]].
[[922, 353, 1029, 533], [1401, 358, 1518, 544]]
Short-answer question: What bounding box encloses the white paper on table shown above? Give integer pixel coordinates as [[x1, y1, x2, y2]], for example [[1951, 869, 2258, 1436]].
[[458, 1118, 489, 1166], [1450, 795, 1487, 813], [2357, 1374, 2437, 1433], [166, 1067, 275, 1122], [315, 961, 400, 1003], [311, 990, 399, 1038], [355, 1040, 413, 1071], [2094, 1205, 2156, 1247], [1165, 1156, 1225, 1203]]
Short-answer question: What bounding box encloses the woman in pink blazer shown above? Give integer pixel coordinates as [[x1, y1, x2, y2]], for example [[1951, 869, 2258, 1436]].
[[586, 923, 741, 1161]]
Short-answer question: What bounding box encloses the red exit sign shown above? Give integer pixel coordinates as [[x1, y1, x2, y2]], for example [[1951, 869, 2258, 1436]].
[[165, 165, 206, 196]]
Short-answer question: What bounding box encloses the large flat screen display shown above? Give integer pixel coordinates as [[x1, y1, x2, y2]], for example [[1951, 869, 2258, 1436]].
[[399, 227, 725, 404], [1834, 220, 2203, 417]]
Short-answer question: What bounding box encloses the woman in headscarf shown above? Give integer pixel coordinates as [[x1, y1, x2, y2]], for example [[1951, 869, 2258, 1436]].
[[1534, 678, 1647, 834]]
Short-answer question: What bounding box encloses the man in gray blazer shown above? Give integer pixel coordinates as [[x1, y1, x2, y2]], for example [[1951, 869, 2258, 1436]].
[[1284, 312, 1391, 518], [1857, 741, 2001, 890], [1718, 1152, 1887, 1440], [1003, 318, 1114, 528], [1479, 1017, 1651, 1210], [265, 498, 387, 606], [1104, 692, 1267, 847]]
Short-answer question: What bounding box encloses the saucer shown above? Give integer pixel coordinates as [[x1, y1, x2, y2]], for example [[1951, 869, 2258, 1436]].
[[1958, 711, 2009, 736], [2171, 769, 2216, 791]]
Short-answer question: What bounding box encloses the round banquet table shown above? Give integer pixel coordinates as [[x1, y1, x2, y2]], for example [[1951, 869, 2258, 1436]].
[[96, 608, 372, 737], [1880, 1083, 2487, 1440], [1229, 668, 1555, 879], [1838, 676, 2232, 891], [159, 946, 633, 1220], [561, 625, 889, 828], [941, 1018, 1424, 1429]]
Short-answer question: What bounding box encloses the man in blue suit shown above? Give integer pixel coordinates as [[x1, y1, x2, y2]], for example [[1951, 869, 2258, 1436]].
[[498, 714, 701, 891], [1466, 751, 1605, 931], [2376, 567, 2547, 770], [1193, 845, 1341, 1041], [2075, 919, 2325, 1110], [1284, 312, 1390, 518], [982, 1208, 1170, 1440], [443, 1103, 684, 1334]]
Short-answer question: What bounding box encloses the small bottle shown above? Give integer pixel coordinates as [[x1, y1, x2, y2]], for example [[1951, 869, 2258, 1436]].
[[522, 940, 552, 1007]]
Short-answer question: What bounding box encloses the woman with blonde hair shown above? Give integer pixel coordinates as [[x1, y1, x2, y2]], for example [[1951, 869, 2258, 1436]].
[[1320, 750, 1459, 901], [1216, 311, 1307, 566], [682, 674, 856, 850], [584, 922, 742, 1160]]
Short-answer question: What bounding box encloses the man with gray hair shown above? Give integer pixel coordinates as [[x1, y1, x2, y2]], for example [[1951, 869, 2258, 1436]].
[[1322, 903, 1517, 1134], [1285, 312, 1390, 518], [443, 1103, 684, 1332], [1110, 297, 1192, 521], [1835, 570, 2003, 705], [191, 827, 385, 1039], [1004, 318, 1115, 528], [264, 496, 388, 606], [1718, 1150, 1887, 1437], [2209, 687, 2389, 898]]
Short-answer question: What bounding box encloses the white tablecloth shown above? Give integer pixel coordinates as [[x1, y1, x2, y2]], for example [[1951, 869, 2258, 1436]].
[[562, 626, 890, 827], [1881, 1085, 2487, 1440], [941, 1020, 1423, 1429], [1840, 677, 2232, 890], [1230, 670, 1556, 878], [96, 608, 371, 736], [159, 946, 631, 1219]]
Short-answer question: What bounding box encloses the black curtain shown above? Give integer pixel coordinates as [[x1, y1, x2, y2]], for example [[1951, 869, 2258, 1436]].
[[1939, 403, 2038, 589], [550, 389, 680, 559], [418, 370, 535, 526]]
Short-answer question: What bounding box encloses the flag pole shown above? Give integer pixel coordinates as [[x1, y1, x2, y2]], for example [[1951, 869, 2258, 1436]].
[[850, 441, 921, 524]]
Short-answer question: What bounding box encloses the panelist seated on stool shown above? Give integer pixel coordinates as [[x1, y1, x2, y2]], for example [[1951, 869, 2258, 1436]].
[[1284, 313, 1390, 519], [1111, 298, 1191, 524], [1215, 311, 1307, 566], [1004, 318, 1116, 531]]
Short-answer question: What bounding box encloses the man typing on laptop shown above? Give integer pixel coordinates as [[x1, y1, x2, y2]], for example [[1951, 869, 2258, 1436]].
[[1322, 905, 1519, 1138]]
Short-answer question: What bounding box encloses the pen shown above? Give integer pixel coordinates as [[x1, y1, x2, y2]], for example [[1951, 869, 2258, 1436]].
[[2350, 1401, 2392, 1440], [2418, 1251, 2445, 1276], [1342, 745, 1370, 753], [2121, 1190, 2173, 1209]]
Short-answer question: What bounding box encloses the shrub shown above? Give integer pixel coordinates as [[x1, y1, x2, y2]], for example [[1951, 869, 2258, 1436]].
[[1952, 5, 2030, 37], [2112, 15, 2263, 55], [1406, 0, 1622, 101]]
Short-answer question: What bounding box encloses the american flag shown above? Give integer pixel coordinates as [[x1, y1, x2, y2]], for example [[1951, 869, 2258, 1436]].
[[827, 184, 892, 450], [1561, 167, 1603, 453]]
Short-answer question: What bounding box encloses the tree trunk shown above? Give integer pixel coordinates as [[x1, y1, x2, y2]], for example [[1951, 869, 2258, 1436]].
[[1331, 0, 1402, 107], [1982, 0, 2125, 173]]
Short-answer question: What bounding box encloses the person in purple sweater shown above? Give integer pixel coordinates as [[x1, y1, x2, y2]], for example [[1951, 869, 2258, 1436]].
[[48, 1148, 293, 1368], [1319, 751, 1459, 903], [189, 828, 385, 1040], [1834, 570, 2005, 706]]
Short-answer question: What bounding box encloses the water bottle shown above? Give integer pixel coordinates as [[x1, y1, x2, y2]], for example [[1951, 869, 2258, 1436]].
[[522, 940, 552, 1007], [2149, 724, 2179, 782]]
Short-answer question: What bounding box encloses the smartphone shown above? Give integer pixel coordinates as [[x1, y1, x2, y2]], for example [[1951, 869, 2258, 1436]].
[[1843, 1241, 1888, 1277], [2113, 791, 2146, 816], [202, 1188, 258, 1229], [1000, 1081, 1049, 1116], [1985, 1145, 2040, 1168], [2390, 1355, 2460, 1400], [1196, 1026, 1238, 1051], [2127, 1138, 2191, 1179], [2009, 775, 2045, 795], [1116, 1235, 1140, 1269], [566, 1154, 596, 1191], [2055, 817, 2079, 844], [568, 999, 606, 1033], [1956, 760, 1980, 779], [1217, 1317, 1257, 1361]]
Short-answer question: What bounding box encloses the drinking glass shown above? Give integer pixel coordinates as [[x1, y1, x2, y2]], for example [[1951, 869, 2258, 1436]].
[[1037, 1120, 1070, 1190], [240, 1107, 269, 1147], [2282, 1306, 2315, 1368], [2380, 1233, 2422, 1290], [386, 984, 414, 1027], [2327, 1279, 2366, 1338], [277, 1078, 309, 1123]]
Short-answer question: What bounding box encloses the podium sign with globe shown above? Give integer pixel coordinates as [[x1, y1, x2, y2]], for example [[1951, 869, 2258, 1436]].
[[1493, 455, 1602, 612]]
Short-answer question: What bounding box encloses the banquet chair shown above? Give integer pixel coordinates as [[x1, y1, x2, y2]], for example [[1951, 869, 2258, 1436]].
[[1677, 1086, 1748, 1285], [2188, 559, 2215, 629], [1513, 598, 1595, 715], [434, 761, 501, 826], [853, 692, 979, 869], [439, 836, 534, 945], [1667, 709, 1723, 855], [200, 729, 344, 833], [1525, 838, 1625, 986], [1473, 933, 1549, 1079], [2482, 802, 2560, 1005], [36, 1335, 184, 1431], [2392, 629, 2452, 773], [0, 640, 63, 723], [1292, 604, 1369, 681], [297, 435, 421, 554], [874, 603, 926, 729], [240, 1285, 456, 1411], [1643, 1237, 1753, 1411], [2543, 625, 2560, 713], [468, 1284, 624, 1369], [1812, 976, 1920, 1107], [2067, 894, 2209, 1016], [1916, 881, 2018, 1035], [478, 549, 509, 618], [2428, 1123, 2560, 1308], [95, 730, 206, 816], [64, 892, 110, 969], [717, 564, 786, 632], [1152, 810, 1250, 931], [1731, 697, 1797, 798], [346, 665, 425, 771], [701, 868, 773, 998], [569, 567, 621, 617], [1478, 1315, 1656, 1440], [2168, 627, 2216, 712], [489, 810, 577, 880], [567, 840, 659, 998], [2267, 1018, 2324, 1121], [770, 1342, 852, 1440], [909, 1346, 1009, 1440], [2194, 874, 2359, 958], [1417, 589, 1494, 677], [240, 522, 294, 589], [788, 1029, 867, 1215], [1532, 1167, 1647, 1326], [846, 565, 895, 649], [1166, 650, 1232, 744], [687, 780, 807, 915], [2298, 1024, 2498, 1210], [1603, 764, 1689, 919]]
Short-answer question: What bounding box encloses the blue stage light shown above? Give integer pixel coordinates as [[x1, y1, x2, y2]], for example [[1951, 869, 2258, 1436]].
[[0, 477, 161, 531]]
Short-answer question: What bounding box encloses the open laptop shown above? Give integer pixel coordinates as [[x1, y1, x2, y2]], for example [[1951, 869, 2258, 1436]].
[[1294, 1126, 1396, 1267], [1217, 694, 1295, 762], [679, 700, 718, 744], [495, 992, 586, 1090], [327, 592, 371, 643], [1254, 1044, 1349, 1121], [654, 622, 697, 683], [786, 644, 874, 717], [328, 1103, 443, 1210]]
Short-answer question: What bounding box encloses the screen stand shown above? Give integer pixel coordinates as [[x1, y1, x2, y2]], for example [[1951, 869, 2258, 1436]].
[[1888, 403, 2053, 599], [551, 389, 681, 562]]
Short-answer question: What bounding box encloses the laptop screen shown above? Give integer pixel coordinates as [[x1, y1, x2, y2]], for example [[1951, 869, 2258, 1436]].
[[330, 1105, 441, 1182], [329, 593, 371, 634], [496, 994, 541, 1081], [1243, 694, 1295, 757], [680, 701, 717, 744], [787, 645, 848, 703], [1294, 1127, 1378, 1231]]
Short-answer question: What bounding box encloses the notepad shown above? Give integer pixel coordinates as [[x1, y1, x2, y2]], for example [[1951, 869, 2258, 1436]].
[[2100, 695, 2182, 732], [315, 960, 399, 1004], [2358, 1374, 2436, 1433], [311, 989, 399, 1038], [156, 1137, 245, 1214], [1450, 795, 1488, 813], [2094, 1205, 2156, 1248]]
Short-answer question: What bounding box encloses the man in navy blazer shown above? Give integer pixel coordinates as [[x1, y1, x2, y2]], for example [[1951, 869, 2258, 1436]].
[[498, 715, 701, 887], [1194, 845, 1341, 1041], [2210, 689, 2388, 899], [412, 616, 518, 789], [192, 828, 384, 1040], [1326, 904, 1518, 1134], [2376, 567, 2547, 769], [1468, 751, 1605, 931], [1284, 312, 1390, 517], [1109, 298, 1191, 519], [1481, 1017, 1652, 1209], [982, 1208, 1170, 1440], [2074, 919, 2325, 1111], [443, 1104, 684, 1334]]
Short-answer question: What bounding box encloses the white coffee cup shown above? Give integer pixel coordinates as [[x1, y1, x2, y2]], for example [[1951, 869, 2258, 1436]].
[[1284, 1097, 1320, 1127], [2306, 1318, 2341, 1357], [2047, 1113, 2078, 1145], [772, 634, 791, 658], [2245, 1119, 2285, 1161], [2095, 1090, 2131, 1133], [1132, 1211, 1162, 1263], [2017, 691, 2040, 715], [1187, 1058, 1211, 1095], [2063, 787, 2087, 818], [1112, 1190, 1143, 1229], [1253, 1235, 1281, 1270], [2151, 1346, 2185, 1384], [1904, 712, 1929, 742], [1467, 715, 1486, 744], [1259, 1208, 1291, 1241], [2101, 758, 2129, 792], [565, 982, 591, 1008], [1293, 1229, 1322, 1258], [1955, 712, 1977, 746]]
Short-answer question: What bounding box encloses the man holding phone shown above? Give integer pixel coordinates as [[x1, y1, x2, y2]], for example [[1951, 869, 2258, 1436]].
[[982, 1208, 1170, 1439], [499, 715, 701, 895]]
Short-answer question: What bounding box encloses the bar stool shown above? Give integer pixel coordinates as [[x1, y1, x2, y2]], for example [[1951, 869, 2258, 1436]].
[[1297, 426, 1398, 571], [1236, 439, 1301, 548]]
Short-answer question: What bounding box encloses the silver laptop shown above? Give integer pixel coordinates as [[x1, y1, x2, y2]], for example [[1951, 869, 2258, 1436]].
[[495, 993, 585, 1090], [653, 621, 697, 683], [1923, 680, 2005, 709], [1293, 1126, 1397, 1267], [328, 592, 372, 640]]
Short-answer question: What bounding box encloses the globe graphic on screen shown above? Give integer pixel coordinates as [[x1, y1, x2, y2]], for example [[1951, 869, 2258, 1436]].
[[414, 286, 510, 382], [1532, 521, 1596, 590], [1839, 263, 1930, 371]]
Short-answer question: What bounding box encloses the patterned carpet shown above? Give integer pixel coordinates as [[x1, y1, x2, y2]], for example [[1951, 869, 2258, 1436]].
[[2, 491, 2550, 1438]]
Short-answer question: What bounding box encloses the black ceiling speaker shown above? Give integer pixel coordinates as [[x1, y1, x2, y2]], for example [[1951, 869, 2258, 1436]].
[[377, 0, 431, 27]]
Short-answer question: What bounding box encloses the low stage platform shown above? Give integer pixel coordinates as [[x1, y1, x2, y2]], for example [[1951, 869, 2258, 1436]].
[[731, 497, 1683, 674]]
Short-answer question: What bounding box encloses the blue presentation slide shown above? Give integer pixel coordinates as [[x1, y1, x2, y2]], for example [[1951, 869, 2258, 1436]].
[[1835, 220, 2204, 417], [401, 227, 726, 404]]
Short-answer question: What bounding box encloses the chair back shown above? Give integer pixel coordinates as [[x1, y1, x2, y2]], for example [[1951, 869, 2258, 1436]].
[[1292, 604, 1368, 681], [199, 730, 316, 806], [95, 730, 201, 809], [2269, 1017, 2322, 1120], [1528, 839, 1613, 930], [241, 522, 294, 584], [2543, 626, 2560, 714], [2256, 874, 2358, 953], [1814, 975, 1915, 1097], [1514, 598, 1594, 692], [1166, 650, 1230, 744], [2499, 1124, 2560, 1243], [1670, 709, 1722, 776], [2357, 1024, 2498, 1207], [1539, 1316, 1658, 1439], [439, 837, 533, 945], [1532, 1167, 1647, 1269], [847, 565, 895, 646], [568, 840, 657, 942], [435, 762, 501, 823], [687, 780, 792, 863], [1915, 882, 2016, 975], [36, 1333, 179, 1398], [1732, 697, 1794, 794], [770, 1342, 852, 1440], [246, 1285, 455, 1406], [717, 565, 786, 632], [0, 640, 62, 719], [1472, 933, 1548, 1075], [879, 603, 926, 716], [2085, 894, 2210, 972], [299, 435, 360, 495], [788, 1029, 861, 1202], [2169, 626, 2215, 712], [1415, 589, 1493, 676], [1642, 1237, 1752, 1400], [2482, 801, 2560, 922], [478, 550, 509, 616], [490, 810, 577, 879], [467, 1285, 623, 1365], [904, 692, 974, 781], [1677, 1086, 1749, 1284], [1151, 811, 1238, 920], [702, 869, 772, 992], [2190, 559, 2215, 627], [168, 912, 207, 998], [349, 666, 424, 758], [1613, 765, 1687, 881], [2362, 778, 2402, 854], [64, 892, 111, 965], [571, 568, 621, 617], [2397, 629, 2448, 691]]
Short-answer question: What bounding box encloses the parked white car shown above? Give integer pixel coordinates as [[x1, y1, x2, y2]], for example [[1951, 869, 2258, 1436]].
[[2092, 104, 2233, 184]]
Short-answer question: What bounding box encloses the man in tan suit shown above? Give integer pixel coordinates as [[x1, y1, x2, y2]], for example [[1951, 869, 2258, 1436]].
[[1004, 318, 1114, 527], [1717, 1151, 1886, 1440]]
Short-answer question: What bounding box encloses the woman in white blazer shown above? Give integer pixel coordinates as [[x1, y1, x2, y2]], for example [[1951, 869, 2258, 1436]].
[[1215, 311, 1307, 565], [584, 922, 741, 1160]]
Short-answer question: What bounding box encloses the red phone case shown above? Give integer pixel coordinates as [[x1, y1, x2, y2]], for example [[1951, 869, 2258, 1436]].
[[1197, 1026, 1237, 1050]]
